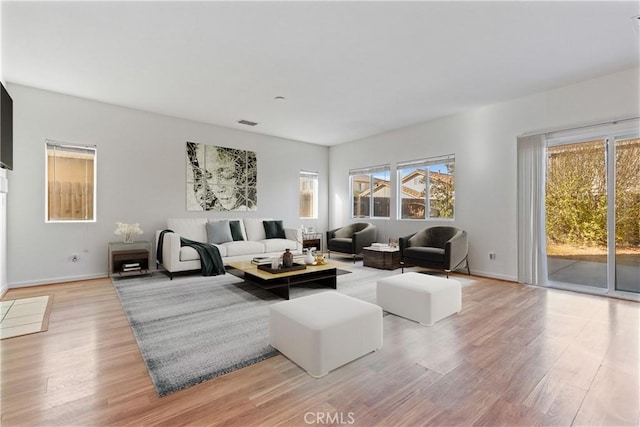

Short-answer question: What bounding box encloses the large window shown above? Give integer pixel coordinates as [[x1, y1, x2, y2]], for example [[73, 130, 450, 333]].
[[350, 165, 390, 218], [397, 155, 455, 220], [299, 171, 318, 219], [46, 141, 97, 222]]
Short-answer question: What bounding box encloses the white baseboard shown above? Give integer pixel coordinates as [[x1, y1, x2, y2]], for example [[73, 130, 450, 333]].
[[8, 273, 109, 289], [467, 269, 517, 282], [8, 268, 164, 289]]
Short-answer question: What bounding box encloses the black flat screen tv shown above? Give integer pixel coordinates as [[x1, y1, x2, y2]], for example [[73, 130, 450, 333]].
[[0, 82, 13, 170]]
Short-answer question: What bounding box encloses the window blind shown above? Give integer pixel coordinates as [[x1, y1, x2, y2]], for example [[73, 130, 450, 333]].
[[46, 141, 96, 156], [545, 118, 640, 147], [299, 171, 318, 179], [349, 164, 390, 175], [397, 154, 454, 170]]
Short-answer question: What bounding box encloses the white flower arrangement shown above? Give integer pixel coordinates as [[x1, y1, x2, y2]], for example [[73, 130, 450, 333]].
[[114, 222, 144, 243]]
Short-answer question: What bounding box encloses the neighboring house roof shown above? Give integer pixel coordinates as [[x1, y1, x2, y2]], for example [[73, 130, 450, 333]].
[[356, 169, 453, 198], [359, 180, 390, 198]]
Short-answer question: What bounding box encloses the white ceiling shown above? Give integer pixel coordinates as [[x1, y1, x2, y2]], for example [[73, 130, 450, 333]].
[[2, 1, 639, 146]]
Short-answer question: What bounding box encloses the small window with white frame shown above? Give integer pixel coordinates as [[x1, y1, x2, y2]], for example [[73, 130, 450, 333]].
[[299, 171, 318, 219], [350, 164, 391, 219], [397, 154, 455, 220], [45, 141, 97, 222]]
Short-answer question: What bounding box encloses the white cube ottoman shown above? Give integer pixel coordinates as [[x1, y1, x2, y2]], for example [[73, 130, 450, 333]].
[[377, 272, 461, 326], [269, 291, 383, 378]]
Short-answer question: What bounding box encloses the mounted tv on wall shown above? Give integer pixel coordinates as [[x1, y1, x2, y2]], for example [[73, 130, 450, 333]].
[[0, 82, 13, 170]]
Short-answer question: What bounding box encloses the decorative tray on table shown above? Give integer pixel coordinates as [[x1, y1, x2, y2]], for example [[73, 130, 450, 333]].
[[258, 263, 307, 273]]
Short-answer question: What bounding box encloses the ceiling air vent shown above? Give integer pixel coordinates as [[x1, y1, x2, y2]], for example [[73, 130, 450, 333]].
[[237, 119, 258, 127]]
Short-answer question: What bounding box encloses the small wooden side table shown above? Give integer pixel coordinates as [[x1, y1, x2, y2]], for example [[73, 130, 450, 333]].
[[108, 241, 152, 277], [302, 232, 322, 252], [363, 246, 401, 270]]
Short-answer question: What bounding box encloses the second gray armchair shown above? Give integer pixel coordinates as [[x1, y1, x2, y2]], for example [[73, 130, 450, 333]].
[[326, 222, 377, 263], [399, 226, 470, 277]]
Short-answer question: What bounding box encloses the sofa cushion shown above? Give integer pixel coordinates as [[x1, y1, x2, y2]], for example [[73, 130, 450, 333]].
[[207, 220, 233, 244], [244, 218, 271, 241], [167, 218, 208, 243], [404, 246, 445, 263], [222, 241, 266, 257], [328, 237, 353, 254], [215, 244, 227, 257], [262, 238, 298, 253], [229, 220, 245, 241], [263, 220, 286, 239]]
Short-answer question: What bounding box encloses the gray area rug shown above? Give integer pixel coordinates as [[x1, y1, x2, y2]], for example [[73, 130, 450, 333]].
[[112, 265, 475, 397]]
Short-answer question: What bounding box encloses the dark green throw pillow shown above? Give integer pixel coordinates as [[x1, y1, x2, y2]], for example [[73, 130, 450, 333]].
[[263, 220, 286, 239], [229, 220, 245, 241]]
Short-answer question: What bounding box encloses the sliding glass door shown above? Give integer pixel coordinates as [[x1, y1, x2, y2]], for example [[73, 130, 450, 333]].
[[546, 139, 608, 289], [545, 129, 639, 296], [614, 136, 640, 293]]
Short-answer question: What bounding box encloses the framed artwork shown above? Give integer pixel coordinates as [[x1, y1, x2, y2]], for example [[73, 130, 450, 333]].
[[186, 141, 257, 211]]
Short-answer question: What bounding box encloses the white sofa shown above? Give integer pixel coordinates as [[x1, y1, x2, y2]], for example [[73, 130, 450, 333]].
[[156, 218, 302, 278]]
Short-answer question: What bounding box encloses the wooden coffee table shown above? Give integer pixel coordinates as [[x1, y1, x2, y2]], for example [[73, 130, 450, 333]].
[[226, 260, 338, 300]]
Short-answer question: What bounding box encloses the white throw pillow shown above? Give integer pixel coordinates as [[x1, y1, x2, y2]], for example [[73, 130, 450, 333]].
[[244, 218, 271, 241]]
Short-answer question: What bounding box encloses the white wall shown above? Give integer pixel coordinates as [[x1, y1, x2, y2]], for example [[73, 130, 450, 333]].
[[329, 67, 640, 281], [6, 67, 639, 286], [7, 84, 329, 287]]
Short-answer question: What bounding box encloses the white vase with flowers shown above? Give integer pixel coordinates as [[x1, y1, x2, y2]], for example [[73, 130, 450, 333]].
[[114, 222, 144, 244]]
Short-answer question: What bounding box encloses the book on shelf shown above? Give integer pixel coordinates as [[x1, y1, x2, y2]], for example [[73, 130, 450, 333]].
[[123, 262, 140, 268], [122, 266, 141, 272]]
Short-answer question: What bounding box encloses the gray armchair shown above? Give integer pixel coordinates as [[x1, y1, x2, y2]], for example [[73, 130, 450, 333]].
[[326, 222, 377, 263], [399, 226, 470, 277]]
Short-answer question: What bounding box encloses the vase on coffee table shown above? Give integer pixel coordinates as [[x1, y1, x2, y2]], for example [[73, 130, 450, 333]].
[[282, 249, 294, 268]]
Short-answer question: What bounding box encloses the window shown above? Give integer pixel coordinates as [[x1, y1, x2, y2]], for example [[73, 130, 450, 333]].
[[299, 171, 318, 219], [350, 165, 390, 218], [397, 154, 455, 220], [45, 141, 97, 222]]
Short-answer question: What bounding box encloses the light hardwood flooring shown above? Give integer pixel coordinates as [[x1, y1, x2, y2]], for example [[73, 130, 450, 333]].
[[1, 273, 638, 426]]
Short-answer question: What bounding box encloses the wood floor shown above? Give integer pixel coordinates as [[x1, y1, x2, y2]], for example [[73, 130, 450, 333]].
[[1, 273, 638, 426]]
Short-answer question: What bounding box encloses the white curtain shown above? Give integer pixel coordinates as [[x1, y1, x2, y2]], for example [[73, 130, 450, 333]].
[[517, 134, 547, 285]]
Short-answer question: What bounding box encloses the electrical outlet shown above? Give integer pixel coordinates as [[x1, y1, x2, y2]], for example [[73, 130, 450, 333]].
[[71, 253, 79, 262], [488, 252, 496, 260]]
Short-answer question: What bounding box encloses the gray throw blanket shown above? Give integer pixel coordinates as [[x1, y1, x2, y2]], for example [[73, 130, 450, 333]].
[[157, 230, 225, 276]]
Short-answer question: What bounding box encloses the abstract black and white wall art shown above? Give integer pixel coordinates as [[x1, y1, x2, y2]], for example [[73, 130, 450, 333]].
[[186, 142, 257, 211]]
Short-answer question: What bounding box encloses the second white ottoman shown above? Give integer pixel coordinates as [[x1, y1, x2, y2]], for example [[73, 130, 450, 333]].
[[377, 272, 461, 326], [269, 291, 383, 378]]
